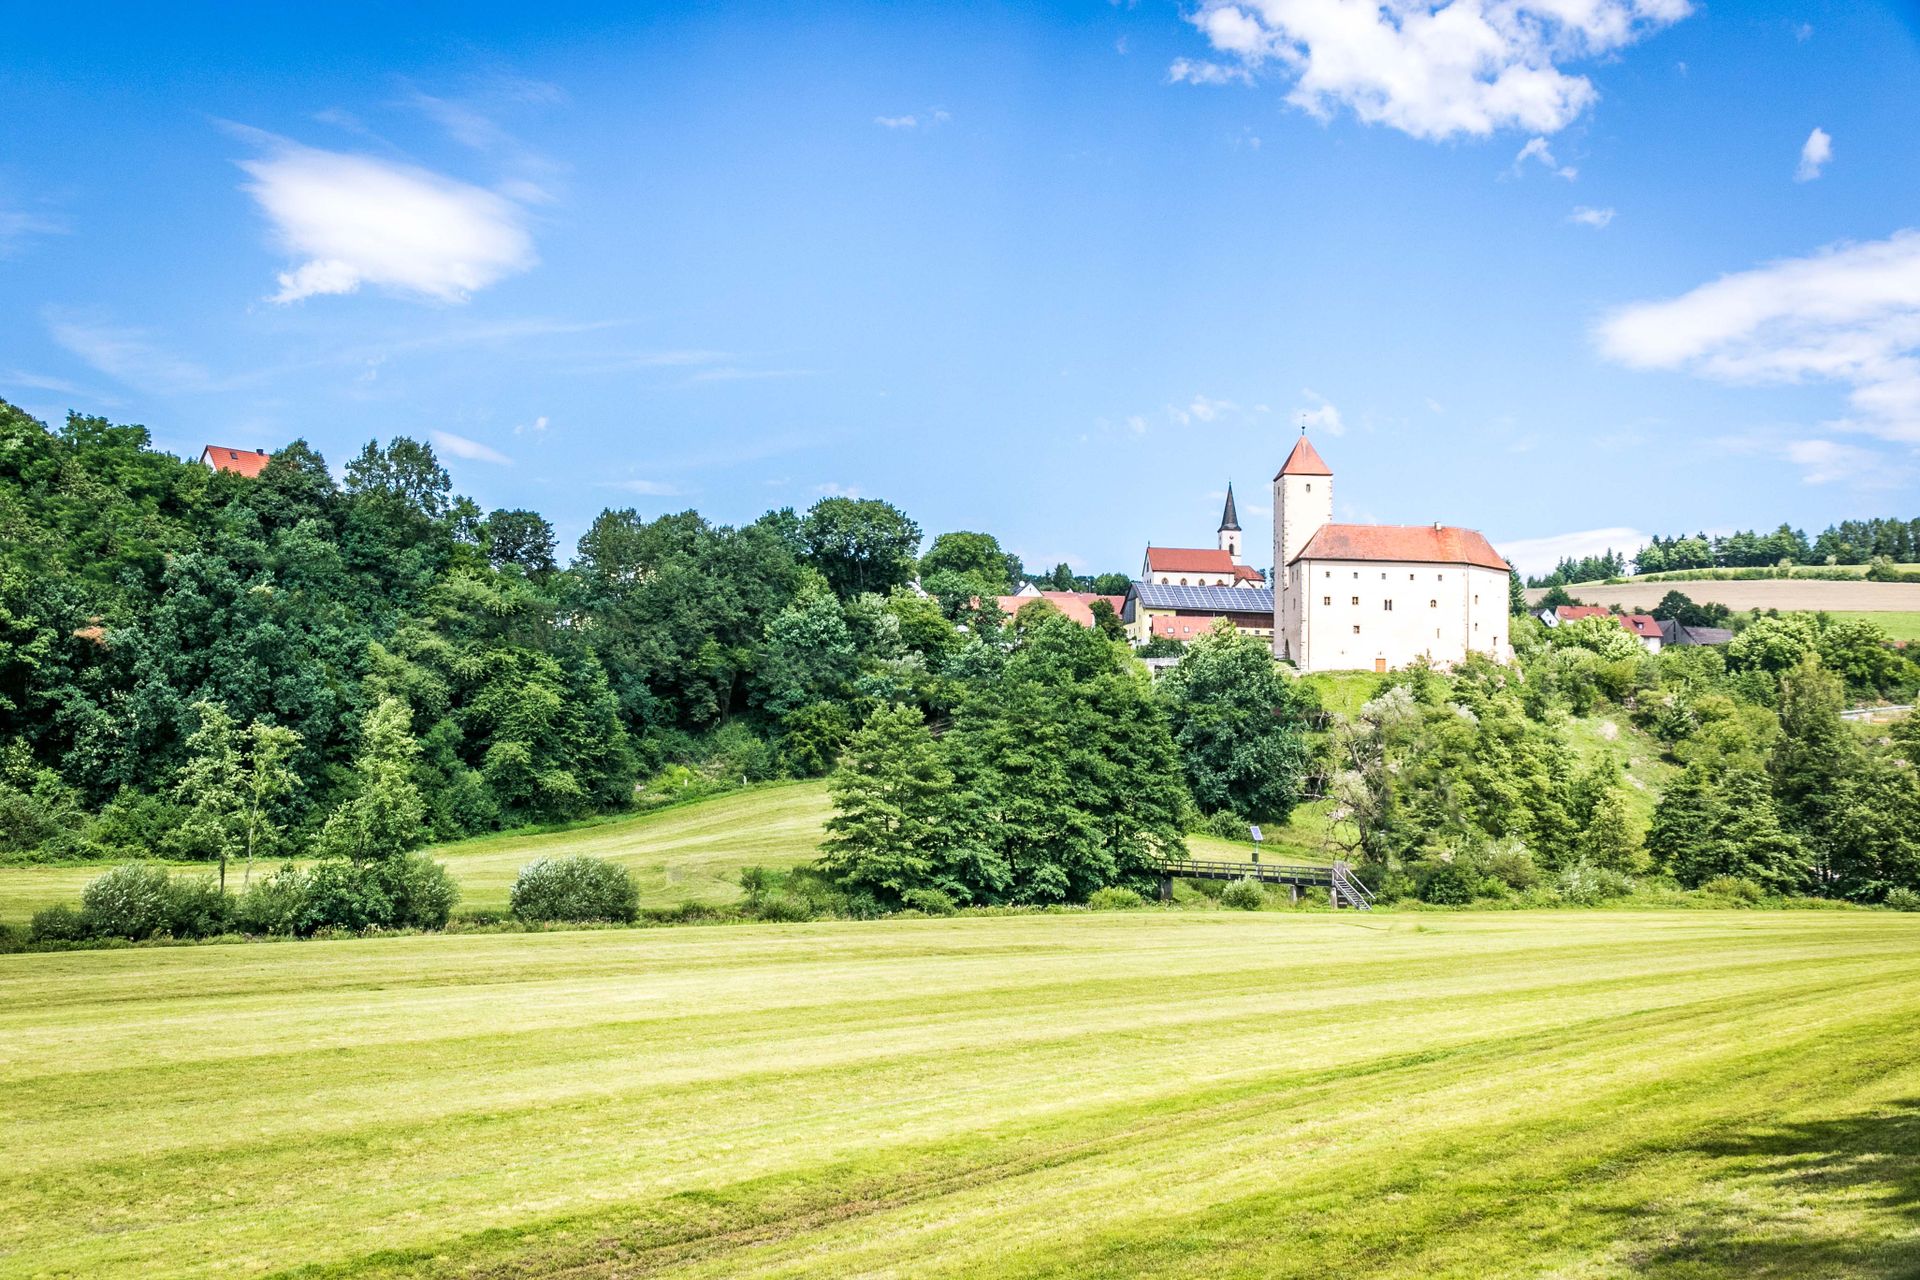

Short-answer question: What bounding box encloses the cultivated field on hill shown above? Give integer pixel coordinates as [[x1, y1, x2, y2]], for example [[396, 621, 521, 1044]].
[[0, 781, 1312, 926], [5, 911, 1918, 1279], [1522, 578, 1920, 614]]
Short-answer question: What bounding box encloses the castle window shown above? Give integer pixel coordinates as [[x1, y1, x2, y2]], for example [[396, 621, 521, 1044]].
[[1474, 594, 1480, 604], [1474, 622, 1480, 631], [1323, 596, 1331, 606], [1306, 483, 1312, 491], [1350, 596, 1359, 605], [1352, 625, 1361, 635], [1429, 599, 1437, 608], [1383, 600, 1393, 611], [1408, 573, 1415, 580]]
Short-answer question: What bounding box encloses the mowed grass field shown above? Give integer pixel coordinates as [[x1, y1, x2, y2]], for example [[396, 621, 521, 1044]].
[[1523, 577, 1920, 616], [5, 911, 1919, 1278], [0, 781, 1304, 926]]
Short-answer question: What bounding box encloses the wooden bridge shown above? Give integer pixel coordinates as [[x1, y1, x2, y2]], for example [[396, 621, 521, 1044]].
[[1146, 857, 1374, 909]]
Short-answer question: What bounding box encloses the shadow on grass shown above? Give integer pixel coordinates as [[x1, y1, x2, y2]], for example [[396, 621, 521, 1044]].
[[1621, 1100, 1920, 1278]]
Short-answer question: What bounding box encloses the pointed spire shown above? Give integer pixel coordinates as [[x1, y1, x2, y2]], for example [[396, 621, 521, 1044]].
[[1218, 482, 1241, 532], [1276, 434, 1332, 479]]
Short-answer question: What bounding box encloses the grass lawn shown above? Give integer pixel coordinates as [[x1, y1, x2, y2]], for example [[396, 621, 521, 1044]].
[[0, 782, 834, 926], [6, 911, 1920, 1278], [1827, 609, 1920, 644]]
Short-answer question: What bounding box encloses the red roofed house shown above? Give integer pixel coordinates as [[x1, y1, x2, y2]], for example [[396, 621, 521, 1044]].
[[1140, 484, 1267, 589], [1272, 434, 1514, 672], [1539, 605, 1664, 653], [991, 591, 1126, 630], [199, 445, 272, 478]]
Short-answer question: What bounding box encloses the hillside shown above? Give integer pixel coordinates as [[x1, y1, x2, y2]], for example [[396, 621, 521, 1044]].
[[1523, 577, 1920, 617]]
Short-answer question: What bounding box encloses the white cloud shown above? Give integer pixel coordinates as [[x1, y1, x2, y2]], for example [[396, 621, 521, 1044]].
[[1569, 205, 1615, 228], [0, 204, 65, 256], [874, 109, 950, 130], [235, 132, 536, 303], [1496, 526, 1648, 579], [1596, 228, 1920, 447], [1795, 126, 1832, 182], [430, 429, 512, 465], [513, 414, 550, 436], [47, 316, 224, 394], [1718, 436, 1912, 488], [1295, 387, 1345, 435], [815, 482, 864, 498], [1172, 0, 1692, 140], [1424, 396, 1445, 413], [1512, 136, 1576, 180]]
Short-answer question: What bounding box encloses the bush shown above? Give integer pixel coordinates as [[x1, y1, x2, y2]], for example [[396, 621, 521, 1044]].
[[509, 855, 640, 924], [754, 893, 815, 922], [295, 860, 394, 934], [1087, 886, 1145, 911], [1700, 875, 1765, 906], [1418, 861, 1477, 906], [162, 875, 235, 938], [29, 903, 94, 943], [1220, 878, 1265, 910], [236, 865, 310, 935], [1557, 862, 1634, 906], [81, 864, 174, 939], [901, 887, 959, 916], [1886, 886, 1920, 912], [377, 855, 460, 929], [1203, 811, 1253, 842]]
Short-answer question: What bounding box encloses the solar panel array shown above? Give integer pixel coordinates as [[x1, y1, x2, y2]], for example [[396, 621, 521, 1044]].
[[1130, 583, 1275, 612]]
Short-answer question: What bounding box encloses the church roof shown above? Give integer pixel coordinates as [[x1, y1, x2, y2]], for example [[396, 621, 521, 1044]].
[[1290, 523, 1510, 572], [1275, 435, 1332, 478], [1144, 546, 1241, 575], [1218, 483, 1241, 531]]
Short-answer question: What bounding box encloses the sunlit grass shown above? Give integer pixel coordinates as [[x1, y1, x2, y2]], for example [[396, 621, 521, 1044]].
[[4, 911, 1917, 1278]]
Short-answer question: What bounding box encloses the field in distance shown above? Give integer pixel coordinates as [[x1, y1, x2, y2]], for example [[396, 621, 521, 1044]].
[[0, 781, 1307, 925], [1522, 577, 1920, 616], [5, 911, 1918, 1278]]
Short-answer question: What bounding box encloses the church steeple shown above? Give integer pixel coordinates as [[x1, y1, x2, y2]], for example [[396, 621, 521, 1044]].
[[1217, 481, 1243, 561]]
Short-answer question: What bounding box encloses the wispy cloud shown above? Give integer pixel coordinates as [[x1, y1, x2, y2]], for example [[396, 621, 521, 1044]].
[[1795, 126, 1832, 182], [46, 314, 230, 395], [1171, 0, 1692, 141], [874, 108, 951, 130], [600, 478, 680, 496], [0, 203, 66, 256], [1569, 205, 1615, 229], [1294, 388, 1345, 435], [430, 429, 512, 465], [815, 482, 864, 498], [1718, 435, 1913, 488], [687, 366, 814, 384], [513, 414, 549, 437], [231, 127, 537, 304], [1512, 136, 1577, 180], [1596, 228, 1920, 449], [1496, 526, 1648, 579]]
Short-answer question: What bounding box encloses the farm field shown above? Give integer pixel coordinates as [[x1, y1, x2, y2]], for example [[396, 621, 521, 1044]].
[[1523, 577, 1920, 615], [5, 911, 1918, 1278], [1827, 610, 1920, 643], [0, 781, 1311, 926]]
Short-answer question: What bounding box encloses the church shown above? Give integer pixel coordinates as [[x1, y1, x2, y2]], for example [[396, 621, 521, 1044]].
[[1271, 435, 1513, 672]]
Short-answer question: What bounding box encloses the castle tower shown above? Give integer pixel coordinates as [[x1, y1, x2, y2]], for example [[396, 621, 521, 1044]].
[[1217, 482, 1243, 562], [1272, 433, 1333, 660]]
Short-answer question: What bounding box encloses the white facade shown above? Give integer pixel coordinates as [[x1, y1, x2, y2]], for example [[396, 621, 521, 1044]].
[[1287, 561, 1513, 672]]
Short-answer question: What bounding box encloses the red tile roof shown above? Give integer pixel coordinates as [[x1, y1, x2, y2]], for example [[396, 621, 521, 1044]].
[[1275, 435, 1332, 478], [1291, 523, 1509, 572], [1623, 614, 1663, 638], [1232, 563, 1264, 582], [200, 445, 272, 478], [1145, 547, 1240, 575], [1555, 605, 1613, 621], [993, 592, 1125, 628]]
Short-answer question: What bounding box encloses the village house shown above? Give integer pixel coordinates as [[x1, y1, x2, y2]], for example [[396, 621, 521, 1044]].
[[1538, 604, 1667, 654], [199, 445, 272, 477]]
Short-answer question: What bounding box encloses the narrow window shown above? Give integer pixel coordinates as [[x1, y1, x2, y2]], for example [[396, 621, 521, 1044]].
[[1429, 599, 1437, 608], [1350, 596, 1359, 605], [1306, 483, 1312, 491], [1352, 624, 1361, 635], [1474, 594, 1480, 604], [1383, 599, 1393, 611], [1408, 573, 1415, 580], [1474, 622, 1480, 631], [1180, 577, 1188, 585], [1322, 595, 1331, 606]]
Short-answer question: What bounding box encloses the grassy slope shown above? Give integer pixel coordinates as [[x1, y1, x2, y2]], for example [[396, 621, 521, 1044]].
[[1828, 610, 1920, 644], [0, 782, 834, 926], [4, 912, 1918, 1279]]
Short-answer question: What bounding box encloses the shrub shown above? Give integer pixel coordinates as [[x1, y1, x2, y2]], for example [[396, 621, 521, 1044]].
[[29, 903, 94, 943], [1203, 811, 1253, 842], [162, 875, 235, 938], [1087, 886, 1145, 911], [81, 864, 174, 939], [754, 893, 815, 922], [738, 865, 780, 903], [1700, 875, 1765, 906], [236, 865, 310, 935], [1220, 878, 1265, 911], [900, 887, 959, 916], [1418, 861, 1477, 906], [295, 860, 395, 934], [1886, 886, 1920, 912], [377, 855, 460, 929], [509, 855, 639, 924], [1557, 862, 1634, 906]]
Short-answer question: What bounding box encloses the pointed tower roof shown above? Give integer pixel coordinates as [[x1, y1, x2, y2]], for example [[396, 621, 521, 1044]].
[[1218, 482, 1241, 531], [1275, 433, 1332, 479]]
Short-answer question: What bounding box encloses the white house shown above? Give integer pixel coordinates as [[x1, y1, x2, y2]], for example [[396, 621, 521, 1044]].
[[1271, 435, 1514, 673]]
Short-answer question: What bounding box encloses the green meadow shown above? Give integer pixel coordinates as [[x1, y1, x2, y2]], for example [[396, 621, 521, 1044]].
[[5, 910, 1918, 1278], [0, 781, 1314, 927]]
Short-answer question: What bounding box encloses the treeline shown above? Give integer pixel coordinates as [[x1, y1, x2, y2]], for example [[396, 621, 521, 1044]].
[[0, 401, 1181, 889], [1529, 516, 1920, 585]]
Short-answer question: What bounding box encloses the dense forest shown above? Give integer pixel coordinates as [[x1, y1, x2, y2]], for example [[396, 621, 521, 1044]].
[[1528, 516, 1920, 586], [6, 400, 1920, 936]]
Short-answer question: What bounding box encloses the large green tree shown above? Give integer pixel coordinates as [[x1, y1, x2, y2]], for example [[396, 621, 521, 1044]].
[[819, 704, 958, 904], [1157, 623, 1315, 824]]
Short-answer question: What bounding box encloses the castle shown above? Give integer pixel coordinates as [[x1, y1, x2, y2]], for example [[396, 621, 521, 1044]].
[[1270, 435, 1512, 672]]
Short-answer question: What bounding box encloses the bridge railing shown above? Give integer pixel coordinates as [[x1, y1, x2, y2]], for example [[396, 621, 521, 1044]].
[[1147, 858, 1334, 885]]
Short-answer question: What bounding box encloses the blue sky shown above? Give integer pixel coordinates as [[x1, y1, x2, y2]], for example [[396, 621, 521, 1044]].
[[4, 1, 1918, 577]]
